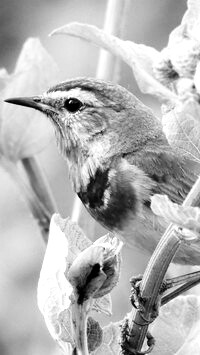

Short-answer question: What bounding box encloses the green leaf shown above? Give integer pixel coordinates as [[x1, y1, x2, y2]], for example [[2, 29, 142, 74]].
[[1, 37, 59, 161]]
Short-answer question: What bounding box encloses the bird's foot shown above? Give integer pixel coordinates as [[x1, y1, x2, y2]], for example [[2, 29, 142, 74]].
[[120, 318, 155, 355], [130, 275, 160, 323]]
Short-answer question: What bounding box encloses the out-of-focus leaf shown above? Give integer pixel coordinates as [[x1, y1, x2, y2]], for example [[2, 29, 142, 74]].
[[151, 295, 200, 354], [91, 321, 121, 355], [151, 194, 200, 237], [154, 0, 200, 85], [50, 23, 178, 102], [37, 214, 74, 350], [169, 0, 200, 44], [1, 37, 59, 161], [162, 99, 200, 162]]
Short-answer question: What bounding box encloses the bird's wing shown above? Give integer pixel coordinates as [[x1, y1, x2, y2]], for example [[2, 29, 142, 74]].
[[121, 149, 200, 265], [124, 146, 200, 205]]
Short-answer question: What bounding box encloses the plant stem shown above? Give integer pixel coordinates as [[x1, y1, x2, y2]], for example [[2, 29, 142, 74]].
[[96, 0, 129, 81], [126, 175, 200, 354], [73, 303, 89, 355], [161, 271, 200, 306]]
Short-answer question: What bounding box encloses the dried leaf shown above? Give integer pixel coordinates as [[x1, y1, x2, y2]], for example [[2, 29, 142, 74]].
[[151, 194, 200, 236], [162, 99, 200, 162], [151, 295, 200, 355], [1, 37, 59, 161], [50, 23, 177, 102]]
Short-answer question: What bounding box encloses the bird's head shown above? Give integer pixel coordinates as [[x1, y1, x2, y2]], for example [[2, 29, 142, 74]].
[[5, 77, 163, 191]]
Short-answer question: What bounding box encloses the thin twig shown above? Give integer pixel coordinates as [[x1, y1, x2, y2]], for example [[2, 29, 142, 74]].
[[126, 175, 200, 354], [161, 273, 200, 306], [73, 303, 89, 355]]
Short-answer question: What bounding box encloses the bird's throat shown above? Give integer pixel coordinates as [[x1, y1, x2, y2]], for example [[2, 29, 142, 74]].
[[68, 150, 105, 194]]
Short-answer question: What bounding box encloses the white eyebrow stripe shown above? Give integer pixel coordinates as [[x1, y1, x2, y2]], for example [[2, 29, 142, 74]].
[[45, 88, 99, 105]]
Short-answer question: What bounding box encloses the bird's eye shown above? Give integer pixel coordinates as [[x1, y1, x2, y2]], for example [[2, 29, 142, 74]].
[[64, 98, 83, 113]]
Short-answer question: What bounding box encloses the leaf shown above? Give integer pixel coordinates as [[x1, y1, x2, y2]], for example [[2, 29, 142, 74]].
[[37, 214, 74, 349], [38, 214, 116, 353], [50, 22, 177, 103], [151, 194, 200, 237], [1, 37, 59, 161], [150, 295, 200, 355], [92, 321, 121, 355], [162, 99, 200, 162], [169, 0, 200, 44], [87, 317, 103, 353], [57, 214, 92, 266]]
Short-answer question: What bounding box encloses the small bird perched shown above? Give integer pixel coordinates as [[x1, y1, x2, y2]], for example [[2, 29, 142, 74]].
[[5, 78, 200, 265]]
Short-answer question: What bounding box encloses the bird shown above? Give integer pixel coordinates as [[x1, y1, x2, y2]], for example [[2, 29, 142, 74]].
[[4, 77, 200, 265]]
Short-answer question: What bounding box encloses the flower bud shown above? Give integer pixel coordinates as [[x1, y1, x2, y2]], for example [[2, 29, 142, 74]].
[[68, 236, 122, 304]]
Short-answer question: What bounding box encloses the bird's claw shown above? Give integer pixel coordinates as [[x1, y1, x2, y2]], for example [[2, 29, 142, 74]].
[[120, 318, 155, 355], [130, 275, 160, 323]]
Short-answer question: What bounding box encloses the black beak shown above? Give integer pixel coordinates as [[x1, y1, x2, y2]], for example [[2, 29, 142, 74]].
[[4, 96, 48, 113]]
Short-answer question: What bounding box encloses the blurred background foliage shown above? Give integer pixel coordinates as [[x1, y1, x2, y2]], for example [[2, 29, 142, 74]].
[[0, 1, 186, 354]]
